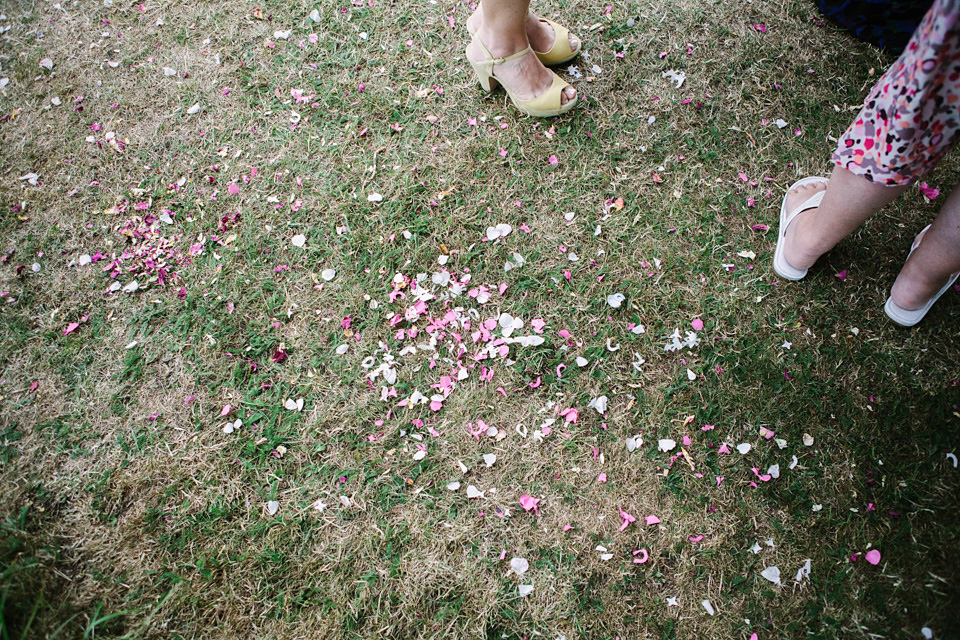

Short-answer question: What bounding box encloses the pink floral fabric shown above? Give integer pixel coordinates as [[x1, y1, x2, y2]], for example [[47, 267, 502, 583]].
[[833, 0, 960, 185]]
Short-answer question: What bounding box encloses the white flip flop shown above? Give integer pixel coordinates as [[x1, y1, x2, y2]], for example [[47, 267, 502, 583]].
[[773, 176, 830, 280], [884, 224, 960, 327]]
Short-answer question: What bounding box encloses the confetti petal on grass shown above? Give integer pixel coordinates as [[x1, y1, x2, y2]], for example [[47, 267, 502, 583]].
[[335, 344, 349, 355], [266, 501, 280, 516], [702, 600, 715, 616], [737, 443, 752, 454], [321, 268, 336, 281], [606, 293, 625, 308], [517, 584, 534, 597], [588, 395, 608, 414], [510, 558, 529, 575], [367, 193, 383, 202], [466, 485, 484, 499], [761, 566, 782, 585], [865, 549, 881, 565], [795, 558, 812, 582], [691, 318, 704, 331], [686, 368, 697, 381], [633, 548, 649, 564], [618, 508, 636, 531], [446, 481, 461, 491], [645, 515, 661, 526], [187, 103, 201, 115], [947, 452, 958, 467], [918, 182, 939, 200], [483, 453, 497, 467], [518, 494, 540, 514], [658, 439, 676, 452], [803, 433, 814, 446], [309, 8, 321, 21], [291, 234, 306, 247]]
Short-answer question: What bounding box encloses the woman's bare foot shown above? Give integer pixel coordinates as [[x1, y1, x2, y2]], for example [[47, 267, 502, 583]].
[[889, 228, 954, 310], [467, 26, 577, 105], [467, 8, 579, 57], [782, 181, 830, 270]]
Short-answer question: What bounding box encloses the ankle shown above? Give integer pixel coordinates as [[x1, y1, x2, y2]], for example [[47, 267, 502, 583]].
[[476, 23, 529, 57]]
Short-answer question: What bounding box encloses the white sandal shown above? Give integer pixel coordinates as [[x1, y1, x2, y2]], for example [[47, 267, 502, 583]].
[[884, 224, 960, 327], [773, 177, 830, 280]]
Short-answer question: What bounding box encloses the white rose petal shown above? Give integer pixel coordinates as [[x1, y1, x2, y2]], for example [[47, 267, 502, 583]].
[[266, 500, 280, 515], [517, 584, 534, 597], [309, 9, 321, 21], [482, 453, 497, 467], [803, 433, 814, 446], [606, 293, 625, 308], [466, 485, 483, 499], [446, 481, 461, 491], [761, 566, 782, 585], [701, 600, 715, 616], [510, 557, 529, 575], [291, 234, 306, 247], [321, 268, 336, 281], [767, 464, 780, 479], [575, 357, 588, 367], [588, 395, 608, 415], [335, 344, 349, 355], [186, 102, 201, 115], [658, 438, 676, 452], [736, 443, 752, 455], [367, 193, 383, 202], [413, 450, 426, 461], [795, 559, 812, 582], [39, 58, 53, 70], [163, 66, 177, 76]]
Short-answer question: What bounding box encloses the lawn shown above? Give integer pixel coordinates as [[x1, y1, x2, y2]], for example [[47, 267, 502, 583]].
[[1, 0, 958, 637]]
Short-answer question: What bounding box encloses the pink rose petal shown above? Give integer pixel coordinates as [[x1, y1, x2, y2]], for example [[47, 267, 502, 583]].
[[691, 318, 704, 331], [645, 515, 661, 526], [518, 494, 540, 515], [865, 549, 881, 565]]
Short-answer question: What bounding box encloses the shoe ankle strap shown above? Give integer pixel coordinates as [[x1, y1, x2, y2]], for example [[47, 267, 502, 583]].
[[473, 34, 532, 65]]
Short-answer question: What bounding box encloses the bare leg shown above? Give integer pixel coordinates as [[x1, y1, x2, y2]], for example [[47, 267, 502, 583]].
[[890, 184, 960, 309], [783, 165, 907, 270], [465, 0, 576, 104], [467, 5, 580, 55]]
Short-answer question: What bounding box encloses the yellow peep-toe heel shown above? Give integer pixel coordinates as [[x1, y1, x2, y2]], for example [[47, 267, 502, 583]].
[[466, 35, 578, 118]]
